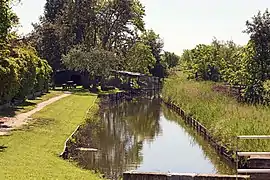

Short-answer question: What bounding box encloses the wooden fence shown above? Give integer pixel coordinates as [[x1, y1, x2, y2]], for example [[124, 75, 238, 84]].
[[161, 99, 241, 167]]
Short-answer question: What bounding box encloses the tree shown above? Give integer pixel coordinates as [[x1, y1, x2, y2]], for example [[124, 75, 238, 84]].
[[0, 0, 18, 44], [97, 0, 145, 50], [125, 42, 155, 74], [62, 45, 120, 88], [31, 22, 62, 71], [162, 51, 180, 69], [33, 0, 146, 72], [141, 29, 164, 62], [242, 9, 270, 103], [140, 30, 165, 77], [44, 0, 65, 23], [245, 9, 270, 82]]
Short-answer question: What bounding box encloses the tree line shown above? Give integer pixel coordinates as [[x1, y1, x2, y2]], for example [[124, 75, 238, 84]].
[[180, 9, 270, 104], [29, 0, 180, 88], [0, 0, 52, 105], [1, 0, 180, 104]]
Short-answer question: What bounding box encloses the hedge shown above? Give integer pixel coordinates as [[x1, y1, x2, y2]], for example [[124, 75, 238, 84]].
[[0, 43, 52, 105]]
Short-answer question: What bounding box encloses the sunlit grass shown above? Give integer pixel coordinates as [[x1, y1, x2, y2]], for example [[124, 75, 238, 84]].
[[0, 93, 101, 180], [162, 72, 270, 152], [0, 91, 63, 117]]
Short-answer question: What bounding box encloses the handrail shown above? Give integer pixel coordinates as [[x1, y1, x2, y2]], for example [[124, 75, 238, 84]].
[[236, 135, 270, 178], [237, 152, 270, 156], [237, 135, 270, 139], [237, 169, 270, 173]]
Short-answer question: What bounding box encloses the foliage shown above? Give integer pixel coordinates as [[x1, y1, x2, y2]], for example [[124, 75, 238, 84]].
[[125, 42, 155, 74], [0, 0, 52, 105], [180, 9, 270, 103], [141, 29, 164, 62], [0, 43, 52, 105], [0, 0, 18, 43], [0, 56, 20, 104], [162, 73, 270, 153], [181, 42, 221, 81], [243, 9, 270, 103], [63, 46, 119, 77], [33, 0, 147, 72], [31, 22, 62, 71], [31, 0, 174, 80], [162, 51, 180, 69], [263, 80, 270, 102], [245, 9, 270, 82]]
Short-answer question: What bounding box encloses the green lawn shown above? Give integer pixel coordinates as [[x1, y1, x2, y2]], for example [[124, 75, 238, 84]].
[[162, 72, 270, 152], [0, 93, 101, 180], [0, 91, 63, 117]]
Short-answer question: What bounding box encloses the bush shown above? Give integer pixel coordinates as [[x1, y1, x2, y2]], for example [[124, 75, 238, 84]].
[[0, 43, 52, 105], [0, 57, 20, 104], [263, 80, 270, 104]]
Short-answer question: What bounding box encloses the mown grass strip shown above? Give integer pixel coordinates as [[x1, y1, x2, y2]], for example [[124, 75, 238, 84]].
[[162, 72, 270, 152], [0, 90, 63, 117], [0, 93, 101, 180]]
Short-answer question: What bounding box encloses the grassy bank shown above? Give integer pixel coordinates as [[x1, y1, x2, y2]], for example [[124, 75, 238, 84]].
[[0, 91, 63, 117], [0, 93, 101, 180], [162, 72, 270, 152]]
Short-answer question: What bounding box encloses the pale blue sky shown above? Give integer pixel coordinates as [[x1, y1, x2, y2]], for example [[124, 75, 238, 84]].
[[13, 0, 270, 54]]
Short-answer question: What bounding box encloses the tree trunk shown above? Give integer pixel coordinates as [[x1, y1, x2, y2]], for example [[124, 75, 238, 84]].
[[81, 72, 90, 89]]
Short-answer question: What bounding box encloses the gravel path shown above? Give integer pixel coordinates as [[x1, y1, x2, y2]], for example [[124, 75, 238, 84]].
[[0, 93, 71, 136]]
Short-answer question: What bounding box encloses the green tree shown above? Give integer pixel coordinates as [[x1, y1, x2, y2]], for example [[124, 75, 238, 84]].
[[125, 42, 155, 74], [33, 0, 146, 72], [245, 9, 270, 82], [162, 51, 180, 69], [242, 9, 270, 102], [62, 45, 120, 88], [31, 22, 62, 71], [141, 29, 164, 62], [44, 0, 65, 23], [0, 0, 18, 43]]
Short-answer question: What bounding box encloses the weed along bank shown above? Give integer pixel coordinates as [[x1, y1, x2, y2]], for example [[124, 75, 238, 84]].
[[161, 72, 270, 180]]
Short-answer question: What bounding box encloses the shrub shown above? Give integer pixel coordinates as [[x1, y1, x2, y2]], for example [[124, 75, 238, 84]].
[[0, 43, 52, 105]]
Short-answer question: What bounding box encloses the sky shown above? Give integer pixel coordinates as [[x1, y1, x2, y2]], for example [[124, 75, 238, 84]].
[[13, 0, 270, 55]]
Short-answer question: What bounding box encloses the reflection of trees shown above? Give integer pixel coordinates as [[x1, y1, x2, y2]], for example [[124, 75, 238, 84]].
[[70, 98, 161, 180], [162, 105, 235, 175]]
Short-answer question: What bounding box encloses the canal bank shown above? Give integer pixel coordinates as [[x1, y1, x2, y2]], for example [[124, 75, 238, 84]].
[[66, 95, 241, 179], [161, 74, 270, 179], [0, 93, 102, 180]]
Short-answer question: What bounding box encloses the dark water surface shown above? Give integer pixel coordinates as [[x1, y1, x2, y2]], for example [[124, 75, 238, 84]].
[[70, 98, 234, 179]]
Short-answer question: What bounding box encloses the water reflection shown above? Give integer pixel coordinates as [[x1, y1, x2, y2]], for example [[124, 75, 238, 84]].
[[70, 98, 162, 179], [70, 98, 233, 179], [162, 106, 235, 174]]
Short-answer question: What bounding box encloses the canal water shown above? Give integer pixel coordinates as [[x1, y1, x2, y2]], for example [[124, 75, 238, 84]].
[[70, 98, 234, 179]]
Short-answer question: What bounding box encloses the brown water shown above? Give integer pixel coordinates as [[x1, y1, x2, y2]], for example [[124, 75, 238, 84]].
[[70, 98, 234, 179]]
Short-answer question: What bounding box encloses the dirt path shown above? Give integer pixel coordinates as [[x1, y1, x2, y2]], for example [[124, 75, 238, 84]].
[[0, 93, 71, 136]]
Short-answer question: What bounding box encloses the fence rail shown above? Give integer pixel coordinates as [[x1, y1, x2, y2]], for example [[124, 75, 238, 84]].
[[236, 135, 270, 176]]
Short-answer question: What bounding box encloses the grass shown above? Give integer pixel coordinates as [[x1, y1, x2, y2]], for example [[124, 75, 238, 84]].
[[162, 72, 270, 152], [0, 93, 102, 180], [54, 86, 122, 95], [0, 91, 63, 117]]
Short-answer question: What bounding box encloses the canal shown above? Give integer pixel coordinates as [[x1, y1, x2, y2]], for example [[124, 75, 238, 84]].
[[69, 98, 234, 179]]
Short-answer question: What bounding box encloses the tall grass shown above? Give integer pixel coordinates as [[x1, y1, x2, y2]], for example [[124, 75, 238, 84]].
[[162, 72, 270, 152]]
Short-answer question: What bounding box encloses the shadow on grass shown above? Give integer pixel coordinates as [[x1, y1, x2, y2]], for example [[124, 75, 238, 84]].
[[0, 101, 37, 117], [53, 86, 120, 97], [0, 145, 8, 152]]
